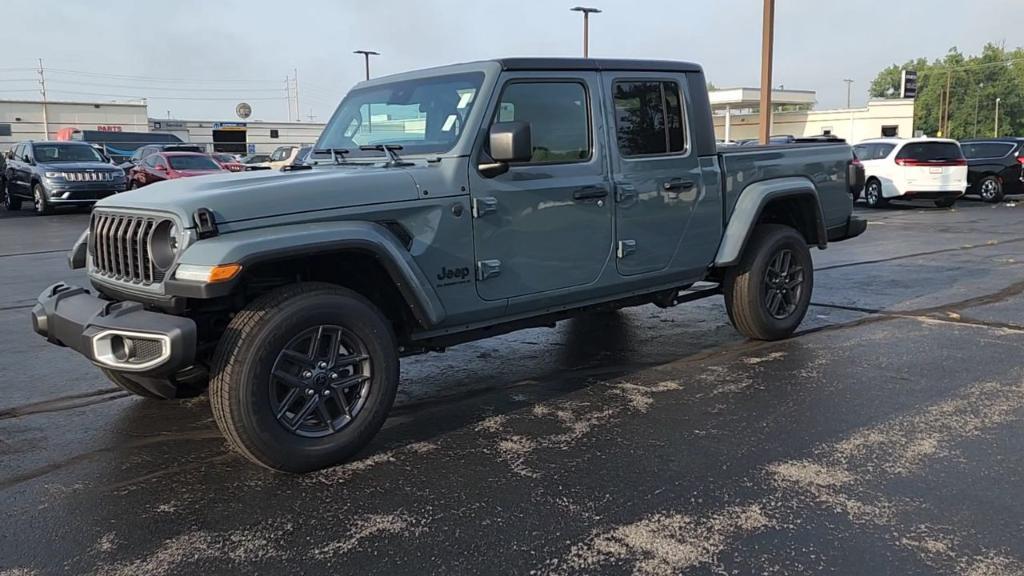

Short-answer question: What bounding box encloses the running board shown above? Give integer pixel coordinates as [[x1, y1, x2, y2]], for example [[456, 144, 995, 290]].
[[653, 283, 722, 308]]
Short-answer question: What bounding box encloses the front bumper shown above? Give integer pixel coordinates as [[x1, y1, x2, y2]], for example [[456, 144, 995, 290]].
[[31, 282, 196, 377], [42, 181, 127, 203]]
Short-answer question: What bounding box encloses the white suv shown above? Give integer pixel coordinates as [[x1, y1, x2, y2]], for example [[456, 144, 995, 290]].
[[853, 138, 967, 208]]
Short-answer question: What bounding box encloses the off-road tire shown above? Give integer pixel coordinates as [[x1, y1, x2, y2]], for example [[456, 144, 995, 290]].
[[100, 368, 165, 399], [33, 183, 50, 215], [977, 176, 1003, 203], [2, 181, 21, 211], [209, 282, 399, 473], [724, 224, 814, 341], [864, 178, 887, 208]]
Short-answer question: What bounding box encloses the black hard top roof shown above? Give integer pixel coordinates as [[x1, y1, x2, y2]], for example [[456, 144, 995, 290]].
[[960, 137, 1024, 143], [496, 58, 702, 74]]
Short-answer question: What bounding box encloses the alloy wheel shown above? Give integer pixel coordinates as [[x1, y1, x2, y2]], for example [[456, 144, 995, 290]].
[[980, 179, 999, 201], [269, 324, 372, 438], [762, 248, 804, 320], [866, 182, 880, 206]]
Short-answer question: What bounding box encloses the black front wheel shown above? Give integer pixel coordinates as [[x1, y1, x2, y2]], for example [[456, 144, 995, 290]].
[[724, 224, 814, 341], [864, 179, 887, 208], [209, 283, 398, 473], [33, 183, 51, 215]]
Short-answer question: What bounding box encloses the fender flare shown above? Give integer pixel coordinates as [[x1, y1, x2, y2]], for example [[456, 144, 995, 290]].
[[715, 176, 827, 267], [166, 220, 446, 328]]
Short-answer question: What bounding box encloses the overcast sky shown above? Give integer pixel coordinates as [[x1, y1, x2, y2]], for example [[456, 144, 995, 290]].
[[3, 0, 1021, 123]]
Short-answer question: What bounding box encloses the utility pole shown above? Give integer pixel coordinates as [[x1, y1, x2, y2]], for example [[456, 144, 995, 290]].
[[293, 68, 301, 122], [758, 0, 775, 144], [941, 69, 951, 136], [306, 108, 316, 123], [570, 6, 601, 58], [353, 50, 379, 81], [843, 78, 853, 108], [995, 97, 1002, 136], [285, 75, 292, 122], [37, 58, 49, 140], [973, 83, 983, 138]]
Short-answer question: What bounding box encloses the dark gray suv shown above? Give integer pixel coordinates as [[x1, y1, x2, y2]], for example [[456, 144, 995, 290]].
[[3, 141, 127, 214]]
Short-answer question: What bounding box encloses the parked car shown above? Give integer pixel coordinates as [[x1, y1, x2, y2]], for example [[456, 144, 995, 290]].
[[212, 153, 245, 172], [239, 153, 272, 171], [119, 143, 206, 174], [127, 152, 225, 189], [34, 57, 866, 472], [263, 145, 306, 170], [959, 138, 1024, 203], [853, 138, 967, 208], [3, 141, 127, 214], [56, 128, 185, 164]]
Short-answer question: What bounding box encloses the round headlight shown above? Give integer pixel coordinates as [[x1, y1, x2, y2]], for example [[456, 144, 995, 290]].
[[150, 220, 180, 270]]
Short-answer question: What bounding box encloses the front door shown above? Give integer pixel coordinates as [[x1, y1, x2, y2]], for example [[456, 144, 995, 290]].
[[469, 72, 612, 301], [603, 74, 704, 276]]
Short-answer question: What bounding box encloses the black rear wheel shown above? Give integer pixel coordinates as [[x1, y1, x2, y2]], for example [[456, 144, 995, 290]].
[[978, 176, 1003, 203], [724, 224, 814, 341], [2, 180, 21, 211], [209, 283, 398, 473], [934, 197, 958, 208]]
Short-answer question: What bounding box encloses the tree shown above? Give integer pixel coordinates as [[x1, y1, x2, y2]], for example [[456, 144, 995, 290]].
[[868, 44, 1024, 139]]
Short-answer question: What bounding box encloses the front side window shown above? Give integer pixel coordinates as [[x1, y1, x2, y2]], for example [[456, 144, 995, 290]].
[[31, 144, 104, 163], [613, 80, 686, 157], [493, 81, 590, 163], [318, 72, 484, 158]]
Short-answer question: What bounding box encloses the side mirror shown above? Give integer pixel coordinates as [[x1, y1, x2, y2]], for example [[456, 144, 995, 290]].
[[23, 155, 33, 164], [478, 121, 532, 178], [154, 164, 167, 172]]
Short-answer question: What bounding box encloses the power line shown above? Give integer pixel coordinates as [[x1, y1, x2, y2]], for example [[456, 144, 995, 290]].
[[45, 89, 288, 101], [43, 78, 289, 93], [45, 67, 283, 84]]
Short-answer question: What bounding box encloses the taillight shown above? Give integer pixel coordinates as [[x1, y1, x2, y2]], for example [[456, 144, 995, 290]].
[[1017, 156, 1024, 165], [895, 158, 966, 167]]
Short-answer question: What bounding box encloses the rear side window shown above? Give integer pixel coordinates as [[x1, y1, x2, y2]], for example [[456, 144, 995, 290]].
[[495, 81, 590, 163], [168, 155, 220, 170], [853, 143, 894, 160], [896, 141, 963, 161], [961, 142, 1015, 159], [612, 80, 686, 156]]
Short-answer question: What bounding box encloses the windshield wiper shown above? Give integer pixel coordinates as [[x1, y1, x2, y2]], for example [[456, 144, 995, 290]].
[[313, 147, 352, 165], [359, 144, 413, 167]]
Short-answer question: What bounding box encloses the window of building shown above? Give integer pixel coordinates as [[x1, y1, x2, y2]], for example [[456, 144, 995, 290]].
[[0, 123, 11, 137], [612, 80, 686, 157], [493, 81, 590, 164], [881, 125, 899, 137], [270, 129, 279, 139], [821, 127, 833, 136]]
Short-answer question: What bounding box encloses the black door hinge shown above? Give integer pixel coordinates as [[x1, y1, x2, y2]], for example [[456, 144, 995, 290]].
[[193, 208, 219, 239]]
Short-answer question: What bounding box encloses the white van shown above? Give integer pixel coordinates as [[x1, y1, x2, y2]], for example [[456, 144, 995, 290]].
[[853, 138, 967, 208]]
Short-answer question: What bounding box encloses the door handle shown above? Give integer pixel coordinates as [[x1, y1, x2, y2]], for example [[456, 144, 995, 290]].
[[663, 179, 695, 192], [573, 186, 609, 201]]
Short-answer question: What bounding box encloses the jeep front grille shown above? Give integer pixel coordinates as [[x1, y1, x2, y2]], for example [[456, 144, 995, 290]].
[[89, 212, 167, 285], [64, 171, 116, 182]]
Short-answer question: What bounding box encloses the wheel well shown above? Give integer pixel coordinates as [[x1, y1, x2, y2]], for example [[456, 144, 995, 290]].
[[755, 196, 820, 246], [237, 251, 418, 339]]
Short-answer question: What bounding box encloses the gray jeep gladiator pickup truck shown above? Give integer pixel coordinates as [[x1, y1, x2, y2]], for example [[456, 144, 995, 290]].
[[32, 58, 866, 472]]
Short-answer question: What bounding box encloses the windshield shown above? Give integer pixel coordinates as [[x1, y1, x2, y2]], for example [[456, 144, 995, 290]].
[[213, 153, 236, 163], [168, 155, 221, 171], [318, 72, 484, 159], [33, 144, 104, 163]]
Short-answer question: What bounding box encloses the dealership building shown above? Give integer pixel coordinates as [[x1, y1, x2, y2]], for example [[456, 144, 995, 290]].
[[1, 89, 916, 152], [0, 99, 325, 154]]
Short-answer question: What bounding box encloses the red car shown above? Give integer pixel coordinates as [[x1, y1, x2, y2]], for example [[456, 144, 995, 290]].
[[128, 152, 225, 189], [212, 152, 245, 172]]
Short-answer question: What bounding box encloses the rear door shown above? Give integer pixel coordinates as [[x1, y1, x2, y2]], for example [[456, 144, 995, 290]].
[[602, 73, 703, 276]]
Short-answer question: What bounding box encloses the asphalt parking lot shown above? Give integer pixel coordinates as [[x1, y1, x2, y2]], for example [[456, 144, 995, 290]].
[[2, 199, 1024, 576]]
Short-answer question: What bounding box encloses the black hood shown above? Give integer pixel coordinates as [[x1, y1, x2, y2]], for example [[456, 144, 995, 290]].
[[38, 161, 121, 172]]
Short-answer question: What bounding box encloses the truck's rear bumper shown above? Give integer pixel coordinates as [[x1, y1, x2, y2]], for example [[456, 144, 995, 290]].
[[828, 215, 868, 242], [31, 282, 196, 377]]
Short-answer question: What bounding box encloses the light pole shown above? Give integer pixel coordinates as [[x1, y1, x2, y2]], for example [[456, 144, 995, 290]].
[[843, 78, 853, 108], [758, 0, 776, 144], [994, 97, 1002, 137], [353, 50, 380, 81], [570, 6, 601, 58]]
